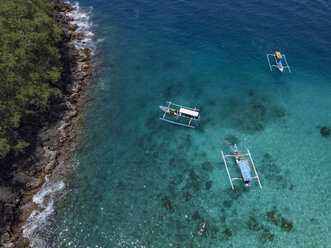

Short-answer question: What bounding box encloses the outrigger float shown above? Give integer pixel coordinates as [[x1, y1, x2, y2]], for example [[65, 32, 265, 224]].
[[159, 101, 200, 128], [266, 51, 291, 73], [221, 145, 262, 190]]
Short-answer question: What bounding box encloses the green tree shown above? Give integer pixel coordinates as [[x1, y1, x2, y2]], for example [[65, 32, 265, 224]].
[[0, 0, 63, 158]]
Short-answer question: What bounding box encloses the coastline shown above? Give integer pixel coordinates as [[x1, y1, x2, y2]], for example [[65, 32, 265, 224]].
[[0, 0, 95, 247]]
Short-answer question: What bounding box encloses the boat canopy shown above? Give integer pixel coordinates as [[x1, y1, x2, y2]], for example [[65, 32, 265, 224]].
[[179, 108, 199, 117], [275, 52, 282, 59], [238, 160, 251, 182]]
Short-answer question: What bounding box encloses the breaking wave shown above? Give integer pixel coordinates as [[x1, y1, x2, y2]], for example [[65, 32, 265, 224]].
[[22, 176, 65, 248], [66, 1, 103, 54]]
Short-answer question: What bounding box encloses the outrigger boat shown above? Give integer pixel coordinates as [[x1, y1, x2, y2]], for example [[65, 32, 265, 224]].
[[159, 101, 200, 128], [266, 51, 291, 73], [221, 145, 262, 190]]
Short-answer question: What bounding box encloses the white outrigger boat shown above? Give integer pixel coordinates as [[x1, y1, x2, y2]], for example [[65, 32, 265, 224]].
[[159, 101, 200, 128], [266, 51, 291, 73], [221, 145, 262, 190]]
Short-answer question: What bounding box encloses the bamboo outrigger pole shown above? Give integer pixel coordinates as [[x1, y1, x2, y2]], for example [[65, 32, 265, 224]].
[[221, 150, 234, 190], [247, 149, 262, 189]]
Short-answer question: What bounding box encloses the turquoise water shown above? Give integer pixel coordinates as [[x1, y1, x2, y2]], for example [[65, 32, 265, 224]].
[[32, 0, 331, 247]]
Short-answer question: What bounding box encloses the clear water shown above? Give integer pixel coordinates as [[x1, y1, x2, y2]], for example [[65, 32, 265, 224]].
[[39, 0, 331, 247]]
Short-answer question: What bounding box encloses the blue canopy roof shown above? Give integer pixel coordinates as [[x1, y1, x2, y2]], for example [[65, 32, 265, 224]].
[[238, 160, 251, 182]]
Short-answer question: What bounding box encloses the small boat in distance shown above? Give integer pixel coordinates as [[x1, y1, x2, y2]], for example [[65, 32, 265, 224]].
[[159, 101, 200, 128], [198, 223, 206, 235], [266, 51, 291, 73], [221, 145, 262, 190]]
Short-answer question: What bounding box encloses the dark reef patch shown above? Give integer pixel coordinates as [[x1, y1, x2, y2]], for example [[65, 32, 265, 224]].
[[260, 153, 292, 190], [281, 218, 294, 232], [222, 228, 232, 237], [205, 180, 213, 190], [182, 191, 192, 201], [222, 94, 286, 133], [201, 161, 213, 172], [223, 134, 240, 146], [247, 216, 275, 244], [161, 195, 172, 210], [162, 61, 177, 69], [223, 200, 232, 208], [266, 207, 294, 232], [259, 230, 275, 243], [320, 126, 330, 137], [192, 210, 201, 221], [186, 169, 202, 192], [220, 215, 226, 222]]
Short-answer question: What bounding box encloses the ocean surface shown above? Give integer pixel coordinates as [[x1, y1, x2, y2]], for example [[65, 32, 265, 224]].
[[23, 0, 331, 247]]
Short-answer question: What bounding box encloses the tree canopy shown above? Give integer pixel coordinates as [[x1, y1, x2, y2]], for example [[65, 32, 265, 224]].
[[0, 0, 63, 158]]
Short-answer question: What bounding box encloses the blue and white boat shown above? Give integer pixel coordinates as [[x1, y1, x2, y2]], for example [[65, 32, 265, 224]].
[[221, 145, 262, 190], [159, 101, 200, 128], [266, 51, 291, 73]]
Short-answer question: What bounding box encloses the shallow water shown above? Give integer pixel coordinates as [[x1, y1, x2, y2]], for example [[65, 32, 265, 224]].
[[27, 0, 331, 247]]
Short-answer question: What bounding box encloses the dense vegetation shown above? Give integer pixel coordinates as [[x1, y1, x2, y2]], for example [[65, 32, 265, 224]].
[[0, 0, 62, 158]]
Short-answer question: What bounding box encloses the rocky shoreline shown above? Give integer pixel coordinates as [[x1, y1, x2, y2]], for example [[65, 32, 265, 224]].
[[0, 1, 95, 247]]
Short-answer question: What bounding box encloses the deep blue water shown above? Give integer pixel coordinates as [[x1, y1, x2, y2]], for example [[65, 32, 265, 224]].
[[25, 0, 331, 247]]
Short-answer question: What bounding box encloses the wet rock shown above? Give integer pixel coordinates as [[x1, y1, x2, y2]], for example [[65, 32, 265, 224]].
[[320, 126, 330, 136], [15, 237, 30, 247], [71, 32, 85, 40], [27, 178, 43, 190], [3, 242, 14, 248], [0, 231, 10, 243]]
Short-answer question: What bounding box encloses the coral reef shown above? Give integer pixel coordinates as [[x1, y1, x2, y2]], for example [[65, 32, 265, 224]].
[[266, 208, 294, 232], [320, 126, 330, 137], [247, 216, 275, 244]]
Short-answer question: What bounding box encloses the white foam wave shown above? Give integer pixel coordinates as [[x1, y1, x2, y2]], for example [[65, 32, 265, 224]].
[[65, 1, 100, 53], [23, 175, 65, 248]]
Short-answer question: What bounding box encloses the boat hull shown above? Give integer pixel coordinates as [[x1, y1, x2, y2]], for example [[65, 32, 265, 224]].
[[233, 144, 252, 186]]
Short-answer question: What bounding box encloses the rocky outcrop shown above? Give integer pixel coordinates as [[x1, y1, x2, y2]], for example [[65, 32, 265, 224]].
[[0, 1, 95, 247]]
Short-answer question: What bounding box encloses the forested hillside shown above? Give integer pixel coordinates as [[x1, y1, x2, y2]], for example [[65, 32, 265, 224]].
[[0, 0, 62, 158]]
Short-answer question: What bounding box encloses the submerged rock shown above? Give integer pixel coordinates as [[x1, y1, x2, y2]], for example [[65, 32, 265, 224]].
[[192, 210, 201, 221], [222, 228, 232, 237], [320, 126, 330, 136], [224, 134, 240, 146], [266, 208, 294, 232], [223, 200, 232, 208], [161, 196, 172, 210], [266, 209, 280, 225], [281, 217, 294, 232], [259, 230, 275, 243], [205, 180, 212, 190]]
